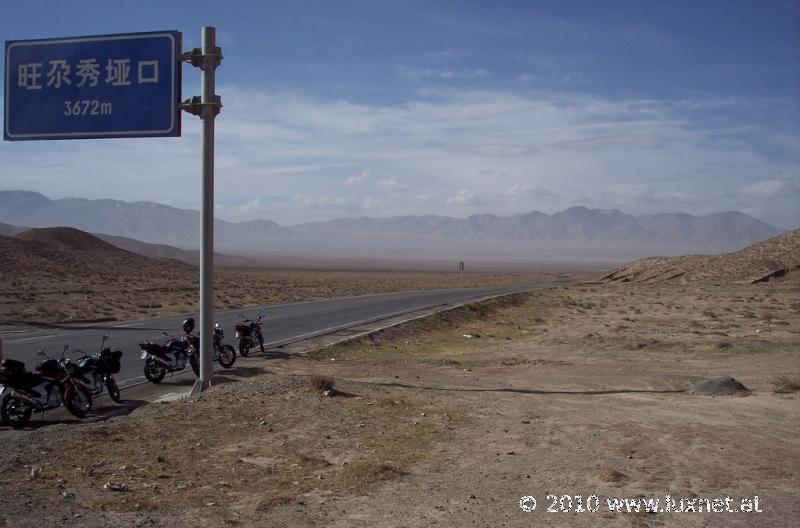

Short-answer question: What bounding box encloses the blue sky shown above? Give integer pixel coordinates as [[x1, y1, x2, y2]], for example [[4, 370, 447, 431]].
[[2, 0, 799, 227]]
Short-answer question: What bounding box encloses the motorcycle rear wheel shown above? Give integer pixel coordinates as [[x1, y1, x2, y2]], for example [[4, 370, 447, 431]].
[[144, 357, 166, 384], [64, 385, 93, 418], [238, 340, 251, 357], [218, 344, 236, 368], [0, 394, 33, 429]]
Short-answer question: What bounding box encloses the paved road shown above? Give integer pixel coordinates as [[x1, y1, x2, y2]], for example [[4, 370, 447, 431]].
[[2, 284, 555, 388]]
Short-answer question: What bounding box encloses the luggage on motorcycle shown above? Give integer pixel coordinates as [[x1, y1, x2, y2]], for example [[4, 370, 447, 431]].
[[140, 341, 162, 353], [103, 350, 123, 374], [235, 323, 248, 332], [35, 358, 60, 373], [0, 359, 26, 379]]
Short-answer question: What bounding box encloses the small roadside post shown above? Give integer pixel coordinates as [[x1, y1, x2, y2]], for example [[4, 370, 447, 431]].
[[4, 27, 222, 395], [459, 261, 464, 288]]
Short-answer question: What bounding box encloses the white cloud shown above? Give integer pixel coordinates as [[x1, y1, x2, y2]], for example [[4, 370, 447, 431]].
[[446, 190, 487, 207], [361, 196, 382, 210], [1, 84, 797, 225], [396, 66, 490, 81], [608, 184, 703, 205], [741, 179, 800, 198], [377, 178, 409, 191], [345, 170, 370, 186], [503, 184, 557, 203], [428, 49, 470, 62], [445, 185, 556, 209], [291, 194, 359, 210]]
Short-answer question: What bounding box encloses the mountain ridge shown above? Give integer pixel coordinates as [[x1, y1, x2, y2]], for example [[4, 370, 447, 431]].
[[0, 190, 788, 261]]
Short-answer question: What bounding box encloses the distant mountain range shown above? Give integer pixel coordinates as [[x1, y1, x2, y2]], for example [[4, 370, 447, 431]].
[[0, 190, 788, 262]]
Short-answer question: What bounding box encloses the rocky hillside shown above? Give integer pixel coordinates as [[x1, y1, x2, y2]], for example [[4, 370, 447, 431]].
[[601, 228, 800, 284]]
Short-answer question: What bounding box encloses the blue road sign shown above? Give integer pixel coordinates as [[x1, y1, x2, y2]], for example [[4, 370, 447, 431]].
[[4, 31, 181, 140]]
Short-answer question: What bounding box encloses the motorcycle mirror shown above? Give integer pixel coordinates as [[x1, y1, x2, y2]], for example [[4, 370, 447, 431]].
[[102, 334, 109, 344], [37, 350, 46, 357]]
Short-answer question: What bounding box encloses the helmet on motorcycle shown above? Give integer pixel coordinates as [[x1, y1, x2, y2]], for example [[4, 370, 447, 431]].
[[182, 318, 195, 334]]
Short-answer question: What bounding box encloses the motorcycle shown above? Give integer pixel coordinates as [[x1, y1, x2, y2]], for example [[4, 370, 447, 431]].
[[235, 313, 265, 357], [72, 334, 124, 403], [139, 318, 199, 384], [186, 323, 237, 368], [0, 346, 93, 429]]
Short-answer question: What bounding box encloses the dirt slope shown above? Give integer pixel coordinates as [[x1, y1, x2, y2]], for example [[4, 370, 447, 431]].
[[0, 228, 195, 323], [601, 228, 800, 284], [2, 227, 191, 276]]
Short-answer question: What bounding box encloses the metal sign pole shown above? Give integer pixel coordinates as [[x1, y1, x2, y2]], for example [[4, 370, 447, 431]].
[[185, 26, 222, 395]]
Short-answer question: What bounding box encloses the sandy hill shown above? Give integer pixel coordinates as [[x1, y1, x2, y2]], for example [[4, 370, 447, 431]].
[[601, 228, 800, 284], [0, 227, 191, 278]]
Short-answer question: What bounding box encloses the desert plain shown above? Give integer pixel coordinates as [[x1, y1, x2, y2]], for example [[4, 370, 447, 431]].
[[0, 258, 798, 527]]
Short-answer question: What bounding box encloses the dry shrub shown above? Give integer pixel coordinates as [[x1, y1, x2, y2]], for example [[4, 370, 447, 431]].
[[308, 373, 335, 392], [335, 460, 408, 489], [771, 374, 800, 394], [596, 467, 628, 484], [759, 310, 778, 322]]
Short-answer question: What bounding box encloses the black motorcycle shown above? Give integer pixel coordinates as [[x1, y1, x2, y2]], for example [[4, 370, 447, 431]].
[[0, 346, 93, 428], [235, 313, 265, 357], [139, 319, 199, 384], [186, 323, 236, 368], [73, 334, 123, 403]]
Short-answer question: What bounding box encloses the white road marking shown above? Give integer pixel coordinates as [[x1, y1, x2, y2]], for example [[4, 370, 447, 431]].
[[6, 332, 72, 344]]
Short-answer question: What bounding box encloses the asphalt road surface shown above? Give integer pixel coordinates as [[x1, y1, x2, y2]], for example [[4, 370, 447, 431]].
[[2, 284, 555, 388]]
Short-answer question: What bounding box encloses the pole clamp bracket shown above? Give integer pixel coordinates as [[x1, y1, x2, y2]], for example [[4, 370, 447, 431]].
[[179, 47, 223, 71], [181, 95, 223, 118]]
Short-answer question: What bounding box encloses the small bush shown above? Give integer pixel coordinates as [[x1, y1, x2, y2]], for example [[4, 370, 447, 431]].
[[308, 374, 335, 392], [771, 374, 800, 394]]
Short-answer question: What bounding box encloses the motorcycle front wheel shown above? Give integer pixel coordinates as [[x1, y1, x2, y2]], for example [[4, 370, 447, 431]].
[[64, 385, 93, 418], [218, 344, 236, 368], [106, 376, 122, 403], [144, 357, 166, 384], [0, 393, 33, 429], [189, 354, 200, 377]]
